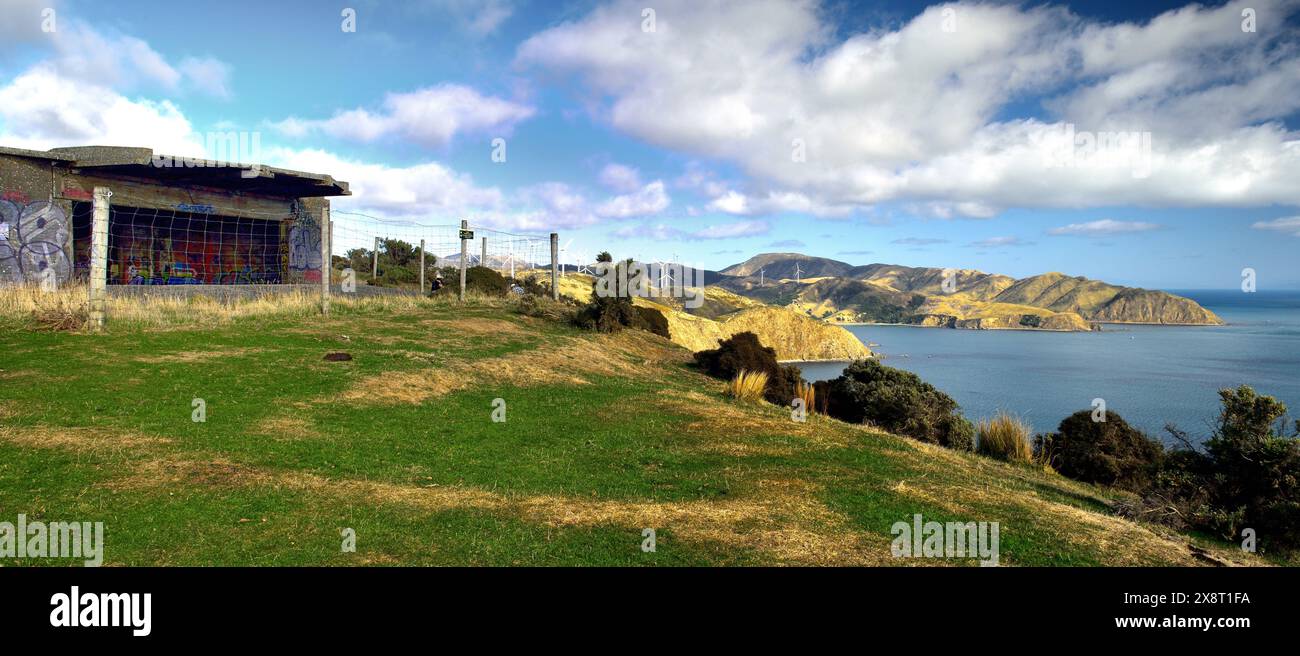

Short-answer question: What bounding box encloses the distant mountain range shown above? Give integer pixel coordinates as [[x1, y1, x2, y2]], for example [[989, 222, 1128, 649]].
[[711, 253, 1223, 330]]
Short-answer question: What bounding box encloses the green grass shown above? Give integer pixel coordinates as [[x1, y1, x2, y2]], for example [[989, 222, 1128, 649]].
[[0, 292, 1274, 566]]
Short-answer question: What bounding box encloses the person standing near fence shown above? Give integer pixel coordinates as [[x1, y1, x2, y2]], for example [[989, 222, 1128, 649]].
[[429, 272, 444, 295]]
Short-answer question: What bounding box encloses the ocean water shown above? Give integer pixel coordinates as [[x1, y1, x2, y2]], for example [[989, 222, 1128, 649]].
[[795, 290, 1300, 443]]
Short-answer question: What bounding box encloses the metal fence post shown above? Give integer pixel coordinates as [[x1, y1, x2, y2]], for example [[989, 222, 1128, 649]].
[[550, 233, 559, 301], [419, 238, 426, 293], [459, 219, 469, 302], [321, 206, 331, 316], [88, 187, 110, 331]]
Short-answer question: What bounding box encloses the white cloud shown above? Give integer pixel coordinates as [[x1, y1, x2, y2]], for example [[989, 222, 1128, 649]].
[[595, 180, 670, 218], [0, 66, 204, 155], [518, 0, 1300, 211], [613, 219, 771, 241], [693, 220, 770, 239], [597, 162, 642, 192], [272, 84, 535, 147], [35, 21, 231, 98], [178, 57, 233, 100], [706, 189, 852, 218], [417, 0, 516, 36], [1047, 219, 1163, 236], [1251, 216, 1300, 237]]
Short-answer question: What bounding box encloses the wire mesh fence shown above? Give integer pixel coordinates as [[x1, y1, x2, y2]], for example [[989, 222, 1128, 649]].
[[37, 186, 564, 329], [329, 210, 551, 280]]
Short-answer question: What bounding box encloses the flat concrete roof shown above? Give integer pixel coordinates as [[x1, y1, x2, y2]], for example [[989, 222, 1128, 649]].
[[2, 144, 350, 198]]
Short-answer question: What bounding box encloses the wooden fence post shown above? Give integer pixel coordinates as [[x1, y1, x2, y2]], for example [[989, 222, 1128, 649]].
[[550, 233, 559, 301], [419, 239, 426, 293]]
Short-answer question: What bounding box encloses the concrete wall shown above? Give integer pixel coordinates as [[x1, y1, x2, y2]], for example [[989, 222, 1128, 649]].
[[0, 152, 329, 286], [0, 154, 71, 285]]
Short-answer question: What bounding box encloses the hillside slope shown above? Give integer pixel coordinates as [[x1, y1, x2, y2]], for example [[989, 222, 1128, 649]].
[[529, 271, 871, 360], [719, 254, 1222, 329], [0, 290, 1267, 566]]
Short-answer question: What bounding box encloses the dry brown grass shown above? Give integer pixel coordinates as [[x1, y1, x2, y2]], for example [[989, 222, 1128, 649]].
[[728, 370, 768, 403], [107, 452, 887, 565], [0, 283, 513, 331], [340, 331, 687, 405], [145, 347, 266, 364], [250, 414, 320, 440], [0, 425, 173, 453], [976, 412, 1035, 464], [795, 379, 816, 416]]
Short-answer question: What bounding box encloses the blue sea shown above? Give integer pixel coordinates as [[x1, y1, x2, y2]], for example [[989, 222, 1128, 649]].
[[796, 290, 1300, 443]]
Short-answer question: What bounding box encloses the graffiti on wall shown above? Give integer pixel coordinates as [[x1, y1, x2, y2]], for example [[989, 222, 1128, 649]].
[[105, 211, 284, 285], [0, 199, 71, 285], [287, 203, 322, 283]]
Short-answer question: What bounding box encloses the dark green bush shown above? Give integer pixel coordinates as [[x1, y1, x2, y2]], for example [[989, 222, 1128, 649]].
[[340, 239, 438, 288], [1169, 386, 1300, 550], [821, 358, 973, 450], [694, 331, 775, 379], [574, 259, 649, 333], [693, 331, 804, 406], [1034, 410, 1163, 492], [464, 266, 509, 295], [635, 306, 670, 338]]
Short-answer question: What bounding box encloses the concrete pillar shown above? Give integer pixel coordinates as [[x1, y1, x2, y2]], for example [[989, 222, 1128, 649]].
[[88, 187, 110, 331], [550, 233, 559, 301], [320, 207, 331, 316]]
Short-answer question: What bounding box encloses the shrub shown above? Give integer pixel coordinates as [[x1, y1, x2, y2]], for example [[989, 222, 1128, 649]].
[[942, 415, 976, 452], [693, 332, 805, 406], [1159, 386, 1300, 550], [977, 413, 1034, 464], [1034, 410, 1163, 491], [342, 238, 438, 288], [463, 266, 509, 295], [573, 258, 650, 333], [516, 275, 551, 297], [694, 331, 777, 379], [728, 370, 769, 403], [822, 358, 973, 450], [635, 305, 670, 338]]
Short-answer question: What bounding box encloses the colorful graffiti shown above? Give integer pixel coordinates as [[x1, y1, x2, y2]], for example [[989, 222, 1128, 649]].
[[0, 199, 71, 285], [103, 209, 285, 285], [288, 223, 322, 281]]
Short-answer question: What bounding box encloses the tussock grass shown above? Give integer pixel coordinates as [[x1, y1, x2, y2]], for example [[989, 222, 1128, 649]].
[[976, 412, 1035, 464], [728, 370, 769, 403], [795, 379, 816, 416]]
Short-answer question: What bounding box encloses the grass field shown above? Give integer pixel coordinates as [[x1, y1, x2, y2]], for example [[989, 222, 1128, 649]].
[[0, 288, 1272, 566]]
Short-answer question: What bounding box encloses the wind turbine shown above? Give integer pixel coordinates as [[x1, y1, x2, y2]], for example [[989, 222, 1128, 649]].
[[793, 262, 802, 285], [559, 238, 574, 277]]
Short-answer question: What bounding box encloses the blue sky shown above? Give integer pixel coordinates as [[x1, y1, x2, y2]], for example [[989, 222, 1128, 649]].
[[2, 0, 1299, 288]]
